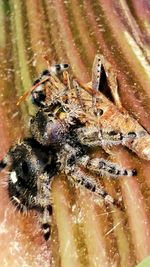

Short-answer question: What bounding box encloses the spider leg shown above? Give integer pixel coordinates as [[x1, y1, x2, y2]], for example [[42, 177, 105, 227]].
[[78, 156, 137, 178], [37, 173, 53, 240], [98, 130, 146, 146], [40, 205, 53, 241], [77, 126, 146, 147], [69, 166, 123, 210]]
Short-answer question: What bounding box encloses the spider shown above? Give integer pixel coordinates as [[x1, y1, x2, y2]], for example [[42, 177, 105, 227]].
[[0, 57, 146, 241]]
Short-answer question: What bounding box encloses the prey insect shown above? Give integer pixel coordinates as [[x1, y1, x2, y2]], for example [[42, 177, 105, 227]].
[[73, 55, 150, 160], [0, 56, 149, 241]]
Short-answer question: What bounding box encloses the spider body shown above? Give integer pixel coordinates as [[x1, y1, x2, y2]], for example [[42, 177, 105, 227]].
[[1, 56, 148, 240], [0, 97, 136, 239]]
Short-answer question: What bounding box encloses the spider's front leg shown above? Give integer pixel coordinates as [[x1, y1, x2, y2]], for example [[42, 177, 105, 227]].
[[67, 166, 124, 210], [66, 152, 136, 211], [64, 151, 135, 211], [78, 155, 137, 178], [77, 126, 145, 147]]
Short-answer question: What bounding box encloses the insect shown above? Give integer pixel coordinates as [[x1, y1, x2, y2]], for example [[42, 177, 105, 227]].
[[0, 56, 149, 241]]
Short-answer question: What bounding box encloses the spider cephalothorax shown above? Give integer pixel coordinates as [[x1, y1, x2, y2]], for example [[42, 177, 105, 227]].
[[0, 57, 148, 241]]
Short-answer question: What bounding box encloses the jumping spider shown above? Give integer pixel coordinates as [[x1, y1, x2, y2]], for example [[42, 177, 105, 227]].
[[0, 57, 145, 241]]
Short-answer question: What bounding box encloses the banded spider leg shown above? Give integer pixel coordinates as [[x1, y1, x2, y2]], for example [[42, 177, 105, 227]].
[[76, 126, 146, 147], [37, 173, 54, 240], [63, 144, 136, 211]]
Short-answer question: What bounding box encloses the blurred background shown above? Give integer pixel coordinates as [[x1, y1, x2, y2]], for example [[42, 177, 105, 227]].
[[0, 1, 150, 266]]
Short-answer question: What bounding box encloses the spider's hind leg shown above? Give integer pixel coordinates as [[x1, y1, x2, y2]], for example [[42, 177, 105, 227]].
[[37, 173, 54, 240], [40, 205, 53, 241]]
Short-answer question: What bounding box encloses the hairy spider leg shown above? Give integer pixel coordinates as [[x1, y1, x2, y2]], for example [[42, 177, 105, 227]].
[[17, 59, 69, 106], [17, 77, 50, 106], [43, 55, 69, 75], [69, 166, 124, 210], [77, 126, 147, 147], [37, 173, 53, 240], [78, 156, 137, 177]]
